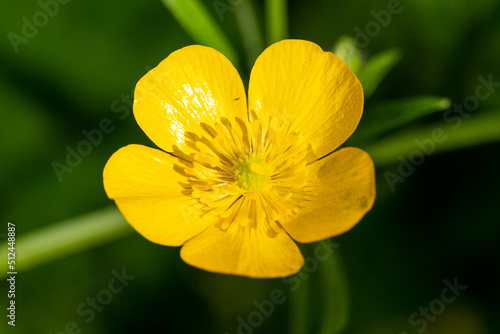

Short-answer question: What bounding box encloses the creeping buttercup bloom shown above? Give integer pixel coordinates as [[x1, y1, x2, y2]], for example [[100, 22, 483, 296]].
[[103, 40, 375, 278]]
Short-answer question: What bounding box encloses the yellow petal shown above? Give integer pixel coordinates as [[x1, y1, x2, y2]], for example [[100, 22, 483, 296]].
[[248, 39, 363, 158], [180, 224, 304, 278], [134, 45, 247, 153], [281, 147, 375, 243], [103, 144, 216, 246]]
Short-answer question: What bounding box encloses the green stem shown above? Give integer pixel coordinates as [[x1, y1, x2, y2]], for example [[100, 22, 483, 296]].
[[266, 0, 288, 44], [317, 251, 350, 334], [288, 243, 350, 334], [288, 246, 310, 334], [234, 0, 265, 70], [0, 206, 132, 278], [288, 281, 309, 334]]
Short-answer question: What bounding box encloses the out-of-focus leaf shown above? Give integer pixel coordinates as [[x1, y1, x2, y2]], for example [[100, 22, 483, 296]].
[[266, 0, 288, 44], [234, 0, 265, 70], [332, 35, 364, 75], [0, 79, 59, 182], [365, 110, 500, 167], [0, 207, 132, 277], [350, 96, 451, 144], [358, 47, 403, 98], [162, 0, 239, 67]]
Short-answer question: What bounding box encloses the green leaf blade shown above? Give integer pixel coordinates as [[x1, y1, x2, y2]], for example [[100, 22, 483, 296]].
[[332, 35, 365, 76], [162, 0, 240, 67], [351, 95, 451, 144], [365, 109, 500, 167], [359, 47, 403, 98]]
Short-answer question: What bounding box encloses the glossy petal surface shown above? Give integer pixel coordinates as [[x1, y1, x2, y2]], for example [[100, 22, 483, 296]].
[[248, 39, 364, 159], [103, 145, 216, 246], [134, 45, 247, 153], [181, 223, 304, 278], [104, 40, 376, 278], [281, 147, 376, 243]]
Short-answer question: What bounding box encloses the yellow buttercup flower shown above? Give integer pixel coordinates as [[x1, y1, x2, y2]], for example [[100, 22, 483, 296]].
[[103, 39, 375, 278]]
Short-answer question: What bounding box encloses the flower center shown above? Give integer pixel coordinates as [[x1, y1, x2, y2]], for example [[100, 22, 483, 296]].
[[234, 156, 270, 191], [177, 111, 316, 231]]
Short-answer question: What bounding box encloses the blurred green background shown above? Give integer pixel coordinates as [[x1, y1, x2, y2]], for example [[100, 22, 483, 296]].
[[1, 0, 499, 333]]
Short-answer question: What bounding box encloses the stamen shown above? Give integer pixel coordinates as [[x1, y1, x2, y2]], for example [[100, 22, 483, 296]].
[[174, 113, 314, 232]]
